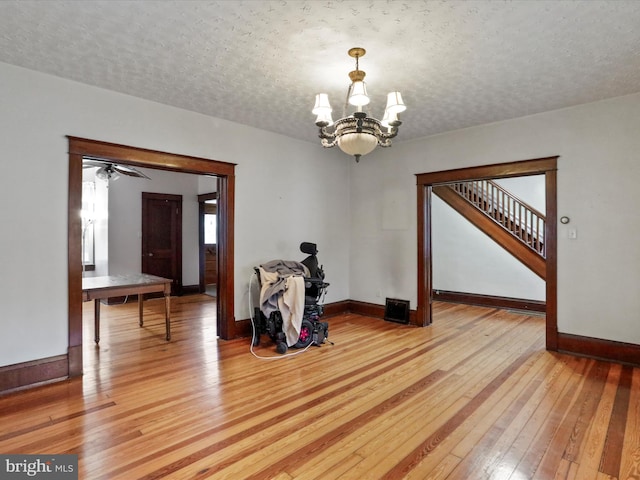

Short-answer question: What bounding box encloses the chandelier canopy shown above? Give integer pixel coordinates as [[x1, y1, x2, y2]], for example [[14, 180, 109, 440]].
[[312, 47, 406, 162]]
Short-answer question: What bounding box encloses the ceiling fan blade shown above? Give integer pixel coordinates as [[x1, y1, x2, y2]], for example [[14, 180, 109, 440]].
[[112, 164, 151, 179], [83, 159, 108, 169]]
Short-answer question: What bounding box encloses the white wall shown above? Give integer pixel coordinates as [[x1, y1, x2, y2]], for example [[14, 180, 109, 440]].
[[0, 61, 350, 367], [351, 92, 640, 344], [106, 167, 214, 287]]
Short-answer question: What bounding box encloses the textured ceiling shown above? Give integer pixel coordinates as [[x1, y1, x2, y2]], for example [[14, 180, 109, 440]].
[[1, 0, 639, 144]]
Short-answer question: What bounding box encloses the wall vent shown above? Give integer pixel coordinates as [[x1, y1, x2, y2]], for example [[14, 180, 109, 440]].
[[384, 298, 410, 324]]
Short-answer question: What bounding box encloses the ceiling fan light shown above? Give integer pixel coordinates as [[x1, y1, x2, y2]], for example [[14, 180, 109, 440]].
[[312, 93, 332, 114], [95, 167, 119, 182], [348, 81, 370, 107], [385, 91, 406, 114]]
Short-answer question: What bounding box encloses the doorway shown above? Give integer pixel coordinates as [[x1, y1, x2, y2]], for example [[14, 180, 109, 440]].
[[198, 192, 218, 297], [416, 156, 558, 350], [67, 137, 236, 377]]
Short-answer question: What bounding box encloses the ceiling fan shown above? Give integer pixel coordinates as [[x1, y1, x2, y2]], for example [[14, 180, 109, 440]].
[[83, 159, 151, 181]]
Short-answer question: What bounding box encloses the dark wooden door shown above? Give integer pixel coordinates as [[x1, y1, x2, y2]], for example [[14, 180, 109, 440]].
[[142, 192, 182, 295]]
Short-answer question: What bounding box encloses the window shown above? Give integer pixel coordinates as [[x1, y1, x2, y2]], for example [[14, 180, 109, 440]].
[[204, 199, 217, 244]]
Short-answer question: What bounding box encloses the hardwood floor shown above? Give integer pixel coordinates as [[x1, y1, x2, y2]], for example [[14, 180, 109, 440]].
[[1, 295, 638, 479]]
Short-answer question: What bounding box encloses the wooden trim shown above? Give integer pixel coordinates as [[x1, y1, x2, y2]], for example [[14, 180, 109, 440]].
[[181, 285, 201, 296], [544, 168, 558, 350], [322, 300, 351, 318], [67, 345, 82, 378], [416, 156, 558, 351], [558, 333, 640, 367], [67, 137, 236, 381], [68, 136, 236, 176], [0, 355, 68, 394], [416, 156, 558, 185], [216, 174, 235, 339], [347, 300, 386, 319], [234, 318, 253, 339], [197, 192, 218, 202], [68, 151, 84, 374], [432, 290, 546, 313], [198, 200, 205, 293], [416, 184, 432, 327]]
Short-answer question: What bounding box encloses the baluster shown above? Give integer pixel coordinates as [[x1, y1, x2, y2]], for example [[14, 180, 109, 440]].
[[536, 216, 541, 252]]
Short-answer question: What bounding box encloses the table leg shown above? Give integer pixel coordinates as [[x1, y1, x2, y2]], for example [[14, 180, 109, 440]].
[[165, 294, 171, 341], [94, 299, 100, 344], [139, 293, 144, 326]]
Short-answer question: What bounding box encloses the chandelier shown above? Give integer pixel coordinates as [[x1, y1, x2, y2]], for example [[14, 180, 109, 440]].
[[312, 47, 406, 162]]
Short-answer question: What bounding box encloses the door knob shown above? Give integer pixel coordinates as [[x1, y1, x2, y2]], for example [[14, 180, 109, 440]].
[[148, 252, 154, 257]]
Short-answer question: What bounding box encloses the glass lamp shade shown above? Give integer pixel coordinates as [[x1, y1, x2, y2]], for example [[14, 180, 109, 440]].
[[312, 93, 332, 114], [96, 166, 118, 181], [348, 81, 370, 107], [385, 91, 406, 114], [337, 132, 378, 157]]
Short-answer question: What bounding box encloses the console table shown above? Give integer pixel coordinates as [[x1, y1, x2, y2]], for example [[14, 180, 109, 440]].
[[82, 274, 172, 344]]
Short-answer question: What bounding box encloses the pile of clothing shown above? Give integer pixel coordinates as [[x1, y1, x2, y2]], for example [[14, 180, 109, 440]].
[[258, 259, 309, 347]]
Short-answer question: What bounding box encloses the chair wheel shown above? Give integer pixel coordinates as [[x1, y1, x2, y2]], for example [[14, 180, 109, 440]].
[[276, 342, 288, 354], [294, 319, 314, 348]]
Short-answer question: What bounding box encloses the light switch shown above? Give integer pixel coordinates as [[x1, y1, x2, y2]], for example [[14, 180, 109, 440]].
[[568, 228, 577, 239]]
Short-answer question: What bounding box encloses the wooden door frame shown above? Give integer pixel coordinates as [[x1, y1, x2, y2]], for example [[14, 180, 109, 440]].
[[198, 192, 218, 293], [68, 137, 236, 377], [416, 156, 558, 351], [142, 192, 183, 296]]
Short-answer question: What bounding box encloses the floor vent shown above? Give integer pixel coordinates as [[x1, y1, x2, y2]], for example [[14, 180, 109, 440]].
[[384, 298, 410, 324]]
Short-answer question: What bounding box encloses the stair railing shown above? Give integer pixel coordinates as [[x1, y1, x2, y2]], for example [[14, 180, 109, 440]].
[[450, 180, 546, 257]]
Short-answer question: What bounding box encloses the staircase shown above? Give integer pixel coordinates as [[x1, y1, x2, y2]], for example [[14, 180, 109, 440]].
[[432, 179, 546, 279]]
